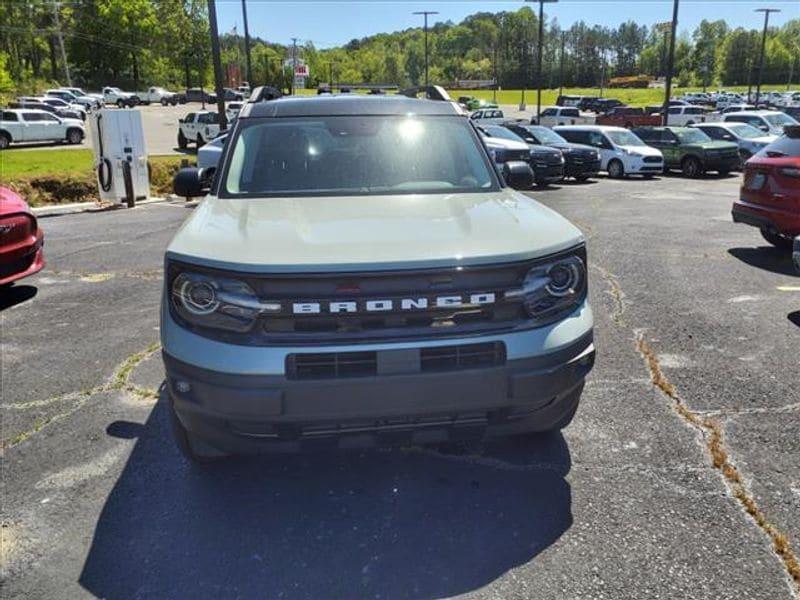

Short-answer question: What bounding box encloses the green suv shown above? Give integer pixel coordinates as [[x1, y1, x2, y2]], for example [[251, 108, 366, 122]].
[[631, 126, 740, 177], [457, 95, 498, 111]]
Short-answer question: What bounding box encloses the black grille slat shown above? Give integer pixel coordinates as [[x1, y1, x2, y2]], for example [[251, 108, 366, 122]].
[[287, 342, 505, 380], [643, 156, 662, 163]]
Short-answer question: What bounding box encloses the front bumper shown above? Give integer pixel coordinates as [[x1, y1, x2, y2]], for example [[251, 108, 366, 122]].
[[0, 230, 44, 286], [702, 155, 739, 172], [626, 157, 663, 174], [532, 162, 565, 184], [162, 301, 594, 453], [565, 158, 601, 178]]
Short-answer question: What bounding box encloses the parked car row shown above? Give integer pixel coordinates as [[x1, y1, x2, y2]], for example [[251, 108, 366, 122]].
[[0, 108, 85, 149]]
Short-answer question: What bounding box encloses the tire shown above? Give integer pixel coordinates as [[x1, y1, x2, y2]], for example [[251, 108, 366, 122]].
[[643, 174, 655, 179], [196, 134, 204, 147], [177, 130, 188, 149], [0, 132, 10, 150], [760, 227, 794, 250], [718, 169, 731, 176], [686, 120, 695, 126], [66, 128, 83, 145], [169, 400, 228, 464], [116, 99, 124, 108], [607, 159, 624, 179], [161, 98, 168, 106], [575, 175, 590, 182], [681, 156, 702, 178]]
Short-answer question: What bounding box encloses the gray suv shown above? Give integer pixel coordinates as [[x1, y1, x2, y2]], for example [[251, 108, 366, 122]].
[[165, 90, 595, 462]]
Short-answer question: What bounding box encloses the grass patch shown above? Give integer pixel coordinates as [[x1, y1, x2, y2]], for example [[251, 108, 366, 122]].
[[1, 150, 188, 206]]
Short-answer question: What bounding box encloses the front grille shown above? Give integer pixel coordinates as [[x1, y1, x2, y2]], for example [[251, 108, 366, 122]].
[[287, 341, 506, 380], [643, 156, 662, 163], [169, 245, 586, 345]]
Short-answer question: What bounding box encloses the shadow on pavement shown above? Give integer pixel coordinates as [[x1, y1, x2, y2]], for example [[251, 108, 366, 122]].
[[0, 284, 38, 311], [728, 247, 799, 277], [788, 311, 800, 328], [79, 391, 573, 599]]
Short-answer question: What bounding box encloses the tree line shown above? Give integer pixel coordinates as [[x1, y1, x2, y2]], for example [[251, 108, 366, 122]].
[[1, 2, 798, 99]]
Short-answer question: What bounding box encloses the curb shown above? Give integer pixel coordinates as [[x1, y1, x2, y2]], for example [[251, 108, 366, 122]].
[[33, 196, 173, 218]]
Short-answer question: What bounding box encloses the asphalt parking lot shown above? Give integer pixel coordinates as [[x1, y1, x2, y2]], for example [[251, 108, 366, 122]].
[[2, 174, 799, 599]]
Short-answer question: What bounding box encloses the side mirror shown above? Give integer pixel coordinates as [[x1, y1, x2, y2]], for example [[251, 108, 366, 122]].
[[173, 167, 209, 198], [502, 161, 534, 190]]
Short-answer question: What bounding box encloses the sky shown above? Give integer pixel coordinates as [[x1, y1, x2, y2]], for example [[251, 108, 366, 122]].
[[216, 0, 800, 49]]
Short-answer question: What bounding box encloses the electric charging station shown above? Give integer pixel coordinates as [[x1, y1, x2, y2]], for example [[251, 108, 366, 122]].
[[89, 109, 150, 207]]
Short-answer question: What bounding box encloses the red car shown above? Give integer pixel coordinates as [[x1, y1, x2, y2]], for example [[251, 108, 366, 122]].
[[0, 186, 44, 286], [733, 125, 800, 249]]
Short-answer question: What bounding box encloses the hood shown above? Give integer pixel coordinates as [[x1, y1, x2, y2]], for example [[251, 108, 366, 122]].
[[528, 144, 562, 157], [60, 118, 85, 127], [750, 135, 777, 147], [686, 140, 738, 151], [167, 190, 585, 273], [484, 137, 529, 151], [548, 142, 597, 154], [620, 144, 663, 157], [0, 187, 31, 215]]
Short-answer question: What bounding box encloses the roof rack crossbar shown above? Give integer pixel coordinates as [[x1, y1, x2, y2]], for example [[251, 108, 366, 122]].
[[248, 86, 284, 103], [397, 85, 453, 102]]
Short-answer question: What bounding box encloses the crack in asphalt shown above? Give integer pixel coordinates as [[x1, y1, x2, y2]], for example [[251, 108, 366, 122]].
[[590, 263, 626, 326], [2, 342, 161, 449], [635, 324, 800, 594], [592, 260, 799, 594]]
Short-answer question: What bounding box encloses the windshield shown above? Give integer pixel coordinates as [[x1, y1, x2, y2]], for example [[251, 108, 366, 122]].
[[483, 126, 524, 142], [764, 113, 798, 127], [606, 130, 646, 147], [528, 126, 567, 144], [725, 123, 763, 139], [674, 129, 711, 144], [224, 116, 497, 196]]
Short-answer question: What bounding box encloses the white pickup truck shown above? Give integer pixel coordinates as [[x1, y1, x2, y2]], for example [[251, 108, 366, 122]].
[[138, 87, 181, 106], [177, 111, 220, 148], [102, 87, 140, 108], [0, 108, 85, 149], [533, 106, 594, 127]]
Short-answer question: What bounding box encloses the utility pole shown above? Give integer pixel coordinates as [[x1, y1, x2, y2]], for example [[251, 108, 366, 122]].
[[241, 0, 253, 86], [413, 11, 439, 87], [558, 30, 566, 97], [51, 0, 71, 86], [599, 48, 606, 97], [525, 0, 558, 126], [328, 61, 334, 91], [207, 0, 227, 131], [661, 0, 679, 126], [291, 37, 299, 95], [754, 8, 780, 107]]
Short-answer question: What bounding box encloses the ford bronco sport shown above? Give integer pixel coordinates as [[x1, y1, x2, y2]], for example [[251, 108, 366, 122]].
[[164, 87, 595, 462]]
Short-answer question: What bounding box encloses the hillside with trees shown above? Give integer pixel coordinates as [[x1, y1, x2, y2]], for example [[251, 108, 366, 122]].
[[0, 2, 797, 98]]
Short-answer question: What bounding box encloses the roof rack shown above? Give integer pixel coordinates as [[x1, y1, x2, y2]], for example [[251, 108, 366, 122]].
[[248, 86, 284, 103], [397, 85, 453, 102]]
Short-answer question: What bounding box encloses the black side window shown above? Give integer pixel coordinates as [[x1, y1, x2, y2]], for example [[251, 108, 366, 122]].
[[2, 111, 18, 121]]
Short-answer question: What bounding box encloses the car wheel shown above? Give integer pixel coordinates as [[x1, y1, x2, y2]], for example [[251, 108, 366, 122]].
[[0, 133, 10, 150], [718, 169, 731, 176], [686, 120, 695, 126], [161, 98, 168, 106], [66, 128, 83, 144], [681, 156, 702, 178], [116, 99, 124, 108], [760, 227, 794, 250], [607, 159, 624, 179], [196, 134, 204, 147], [169, 397, 228, 464], [178, 130, 188, 149], [575, 175, 590, 182]]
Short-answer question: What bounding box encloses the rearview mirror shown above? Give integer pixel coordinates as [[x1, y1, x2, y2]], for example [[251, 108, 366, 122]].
[[502, 161, 534, 190], [173, 167, 210, 198]]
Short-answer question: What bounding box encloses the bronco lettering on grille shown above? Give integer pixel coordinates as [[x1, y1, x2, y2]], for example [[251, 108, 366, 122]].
[[292, 293, 497, 315]]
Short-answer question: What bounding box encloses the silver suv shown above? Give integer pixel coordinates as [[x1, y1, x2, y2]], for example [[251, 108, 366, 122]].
[[164, 89, 595, 462]]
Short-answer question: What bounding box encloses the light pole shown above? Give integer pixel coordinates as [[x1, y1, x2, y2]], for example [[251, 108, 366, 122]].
[[241, 0, 253, 86], [754, 8, 780, 107], [525, 0, 558, 124], [413, 11, 439, 87], [660, 0, 679, 127], [207, 0, 227, 131], [558, 30, 566, 97]]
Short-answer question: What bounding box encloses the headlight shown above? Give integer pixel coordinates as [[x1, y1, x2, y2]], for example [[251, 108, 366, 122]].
[[508, 252, 587, 324], [171, 270, 279, 333]]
